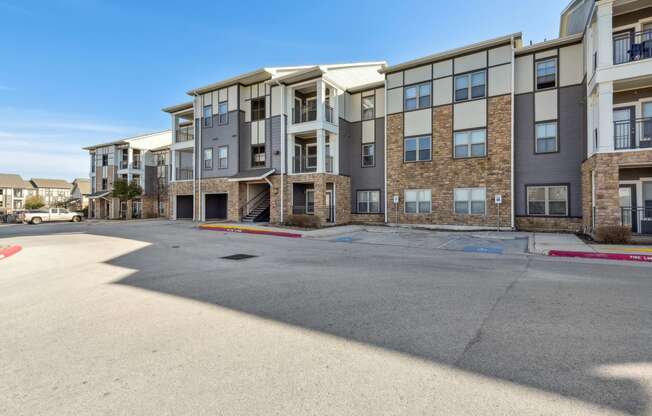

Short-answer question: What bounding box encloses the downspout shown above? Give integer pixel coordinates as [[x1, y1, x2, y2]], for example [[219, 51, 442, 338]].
[[272, 79, 285, 224], [510, 36, 516, 230], [383, 79, 388, 224], [194, 92, 202, 222]]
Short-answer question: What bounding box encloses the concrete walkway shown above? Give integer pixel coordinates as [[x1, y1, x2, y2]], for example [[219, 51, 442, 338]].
[[530, 233, 594, 255]]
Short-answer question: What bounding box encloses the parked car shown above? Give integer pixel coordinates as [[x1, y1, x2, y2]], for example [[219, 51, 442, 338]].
[[20, 208, 83, 224]]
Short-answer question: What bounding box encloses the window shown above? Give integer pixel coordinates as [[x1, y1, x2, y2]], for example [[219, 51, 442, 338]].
[[535, 122, 558, 153], [218, 146, 228, 169], [362, 143, 375, 167], [13, 188, 23, 197], [101, 178, 107, 190], [132, 175, 140, 186], [159, 201, 166, 216], [251, 98, 265, 121], [305, 189, 315, 214], [454, 188, 486, 215], [455, 71, 486, 102], [357, 190, 380, 213], [527, 185, 568, 216], [362, 94, 375, 120], [252, 145, 265, 167], [91, 154, 96, 172], [203, 105, 213, 128], [218, 101, 228, 125], [203, 148, 213, 169], [102, 154, 108, 167], [454, 129, 486, 158], [404, 189, 431, 214], [404, 136, 431, 162], [404, 82, 431, 110], [536, 58, 557, 89]]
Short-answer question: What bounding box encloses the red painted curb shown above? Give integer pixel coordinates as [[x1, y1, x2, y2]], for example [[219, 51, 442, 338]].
[[548, 250, 652, 263], [0, 245, 22, 260], [201, 226, 302, 239]]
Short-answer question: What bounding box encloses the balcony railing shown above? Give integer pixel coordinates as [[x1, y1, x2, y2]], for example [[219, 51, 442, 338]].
[[613, 30, 652, 65], [292, 156, 317, 173], [119, 160, 128, 169], [621, 206, 652, 235], [132, 160, 141, 170], [325, 105, 334, 123], [614, 118, 652, 150], [176, 126, 194, 142], [325, 155, 333, 173], [292, 106, 317, 124], [175, 168, 193, 180]]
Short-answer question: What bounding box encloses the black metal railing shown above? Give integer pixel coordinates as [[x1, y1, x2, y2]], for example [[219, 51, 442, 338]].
[[175, 168, 193, 181], [292, 156, 317, 173], [239, 188, 269, 218], [621, 206, 652, 234], [325, 105, 334, 123], [614, 118, 652, 150], [132, 160, 141, 170], [613, 30, 652, 65], [292, 106, 317, 124], [120, 160, 128, 169], [176, 126, 194, 142]]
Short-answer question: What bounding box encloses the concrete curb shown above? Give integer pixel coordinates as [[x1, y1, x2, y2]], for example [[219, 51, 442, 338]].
[[548, 250, 652, 263], [0, 245, 22, 260], [199, 224, 302, 238]]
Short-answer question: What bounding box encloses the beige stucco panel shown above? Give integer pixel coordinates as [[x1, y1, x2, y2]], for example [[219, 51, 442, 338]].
[[453, 99, 487, 130], [271, 85, 282, 116], [535, 89, 558, 121], [515, 55, 533, 94], [386, 87, 403, 115], [375, 88, 385, 118], [433, 60, 453, 78], [454, 51, 487, 74], [433, 77, 453, 106], [404, 109, 432, 136], [536, 49, 558, 60], [350, 92, 361, 122], [559, 43, 584, 87], [362, 120, 375, 143], [386, 72, 403, 89], [228, 85, 238, 111], [489, 64, 512, 96], [404, 64, 431, 85], [489, 45, 512, 66]]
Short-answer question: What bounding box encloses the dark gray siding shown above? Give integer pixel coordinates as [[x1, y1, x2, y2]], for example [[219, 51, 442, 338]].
[[514, 84, 586, 218], [346, 117, 385, 213], [238, 112, 250, 173], [238, 115, 282, 173], [338, 119, 351, 177], [197, 111, 239, 178], [270, 115, 283, 170], [144, 166, 157, 195]]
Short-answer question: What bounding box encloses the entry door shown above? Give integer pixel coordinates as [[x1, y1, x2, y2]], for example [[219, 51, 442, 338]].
[[613, 107, 635, 149], [306, 144, 317, 169], [619, 184, 637, 233], [294, 144, 302, 172]]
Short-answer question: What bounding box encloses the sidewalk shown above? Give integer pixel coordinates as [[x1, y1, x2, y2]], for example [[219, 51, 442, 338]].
[[532, 233, 652, 262]]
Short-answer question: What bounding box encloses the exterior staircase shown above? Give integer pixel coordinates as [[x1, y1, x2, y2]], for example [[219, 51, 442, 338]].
[[241, 190, 270, 222]]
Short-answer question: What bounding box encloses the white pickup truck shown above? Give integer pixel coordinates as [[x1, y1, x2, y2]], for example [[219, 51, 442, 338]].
[[21, 208, 83, 224]]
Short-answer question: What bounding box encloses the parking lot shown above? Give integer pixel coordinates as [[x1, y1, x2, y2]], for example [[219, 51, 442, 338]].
[[1, 220, 651, 415]]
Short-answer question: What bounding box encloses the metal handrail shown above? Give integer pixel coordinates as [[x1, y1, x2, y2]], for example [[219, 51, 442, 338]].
[[614, 117, 652, 150], [240, 188, 270, 217], [176, 126, 194, 142], [325, 105, 334, 123]]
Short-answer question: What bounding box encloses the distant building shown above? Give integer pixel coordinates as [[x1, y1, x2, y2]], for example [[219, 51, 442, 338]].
[[0, 174, 36, 214], [30, 178, 73, 208], [68, 178, 91, 211]]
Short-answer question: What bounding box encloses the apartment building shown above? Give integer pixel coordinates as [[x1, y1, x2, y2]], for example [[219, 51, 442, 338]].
[[67, 178, 91, 211], [84, 131, 172, 219], [30, 178, 73, 207], [0, 174, 36, 214], [159, 0, 652, 236], [163, 63, 386, 224]]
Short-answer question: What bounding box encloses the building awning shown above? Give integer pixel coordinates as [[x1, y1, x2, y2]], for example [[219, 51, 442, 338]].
[[227, 169, 275, 182], [88, 191, 111, 199]]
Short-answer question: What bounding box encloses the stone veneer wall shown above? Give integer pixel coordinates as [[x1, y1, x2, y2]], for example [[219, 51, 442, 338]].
[[581, 151, 652, 233], [516, 216, 583, 232], [269, 173, 351, 225], [350, 213, 385, 224], [168, 178, 243, 221], [385, 95, 512, 227]]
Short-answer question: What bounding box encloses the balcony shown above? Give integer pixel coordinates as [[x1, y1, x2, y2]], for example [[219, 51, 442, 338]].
[[175, 168, 193, 181], [614, 118, 652, 150], [325, 105, 334, 123], [132, 159, 141, 170], [176, 125, 194, 142], [613, 30, 652, 65], [119, 160, 128, 169], [293, 106, 317, 124]]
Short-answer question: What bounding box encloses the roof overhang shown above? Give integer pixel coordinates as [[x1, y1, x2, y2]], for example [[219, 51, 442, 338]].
[[347, 80, 385, 94], [186, 68, 275, 95], [162, 101, 193, 114], [515, 33, 584, 56], [88, 191, 110, 199], [379, 33, 522, 74], [227, 169, 275, 182]]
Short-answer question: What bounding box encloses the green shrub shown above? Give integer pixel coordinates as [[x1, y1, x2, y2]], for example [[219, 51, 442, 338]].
[[595, 225, 631, 244], [284, 214, 321, 229]]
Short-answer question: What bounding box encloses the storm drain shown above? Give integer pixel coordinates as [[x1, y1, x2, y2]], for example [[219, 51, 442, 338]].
[[221, 254, 257, 261]]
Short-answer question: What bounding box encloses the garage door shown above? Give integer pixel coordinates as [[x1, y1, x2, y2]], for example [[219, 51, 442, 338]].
[[205, 193, 228, 220], [176, 195, 193, 219]]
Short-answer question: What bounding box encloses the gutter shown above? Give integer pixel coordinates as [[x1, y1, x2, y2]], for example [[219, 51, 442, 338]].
[[272, 78, 286, 224], [510, 35, 516, 230], [384, 84, 388, 224]]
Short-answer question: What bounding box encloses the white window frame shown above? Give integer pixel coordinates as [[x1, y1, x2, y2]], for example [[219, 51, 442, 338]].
[[454, 129, 486, 158], [535, 121, 558, 153], [527, 185, 568, 216], [454, 187, 486, 215], [203, 148, 213, 170], [404, 82, 431, 110], [404, 136, 432, 162], [362, 94, 375, 120], [357, 190, 380, 213], [203, 105, 213, 128], [404, 189, 432, 214], [305, 189, 315, 214], [218, 101, 228, 125], [454, 70, 486, 102], [362, 143, 375, 167], [218, 146, 228, 169]]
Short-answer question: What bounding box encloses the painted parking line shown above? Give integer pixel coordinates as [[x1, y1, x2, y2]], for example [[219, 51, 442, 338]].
[[549, 250, 652, 263], [0, 244, 22, 260], [462, 246, 504, 255]]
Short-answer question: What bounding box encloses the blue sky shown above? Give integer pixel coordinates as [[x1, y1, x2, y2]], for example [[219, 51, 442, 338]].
[[0, 0, 569, 180]]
